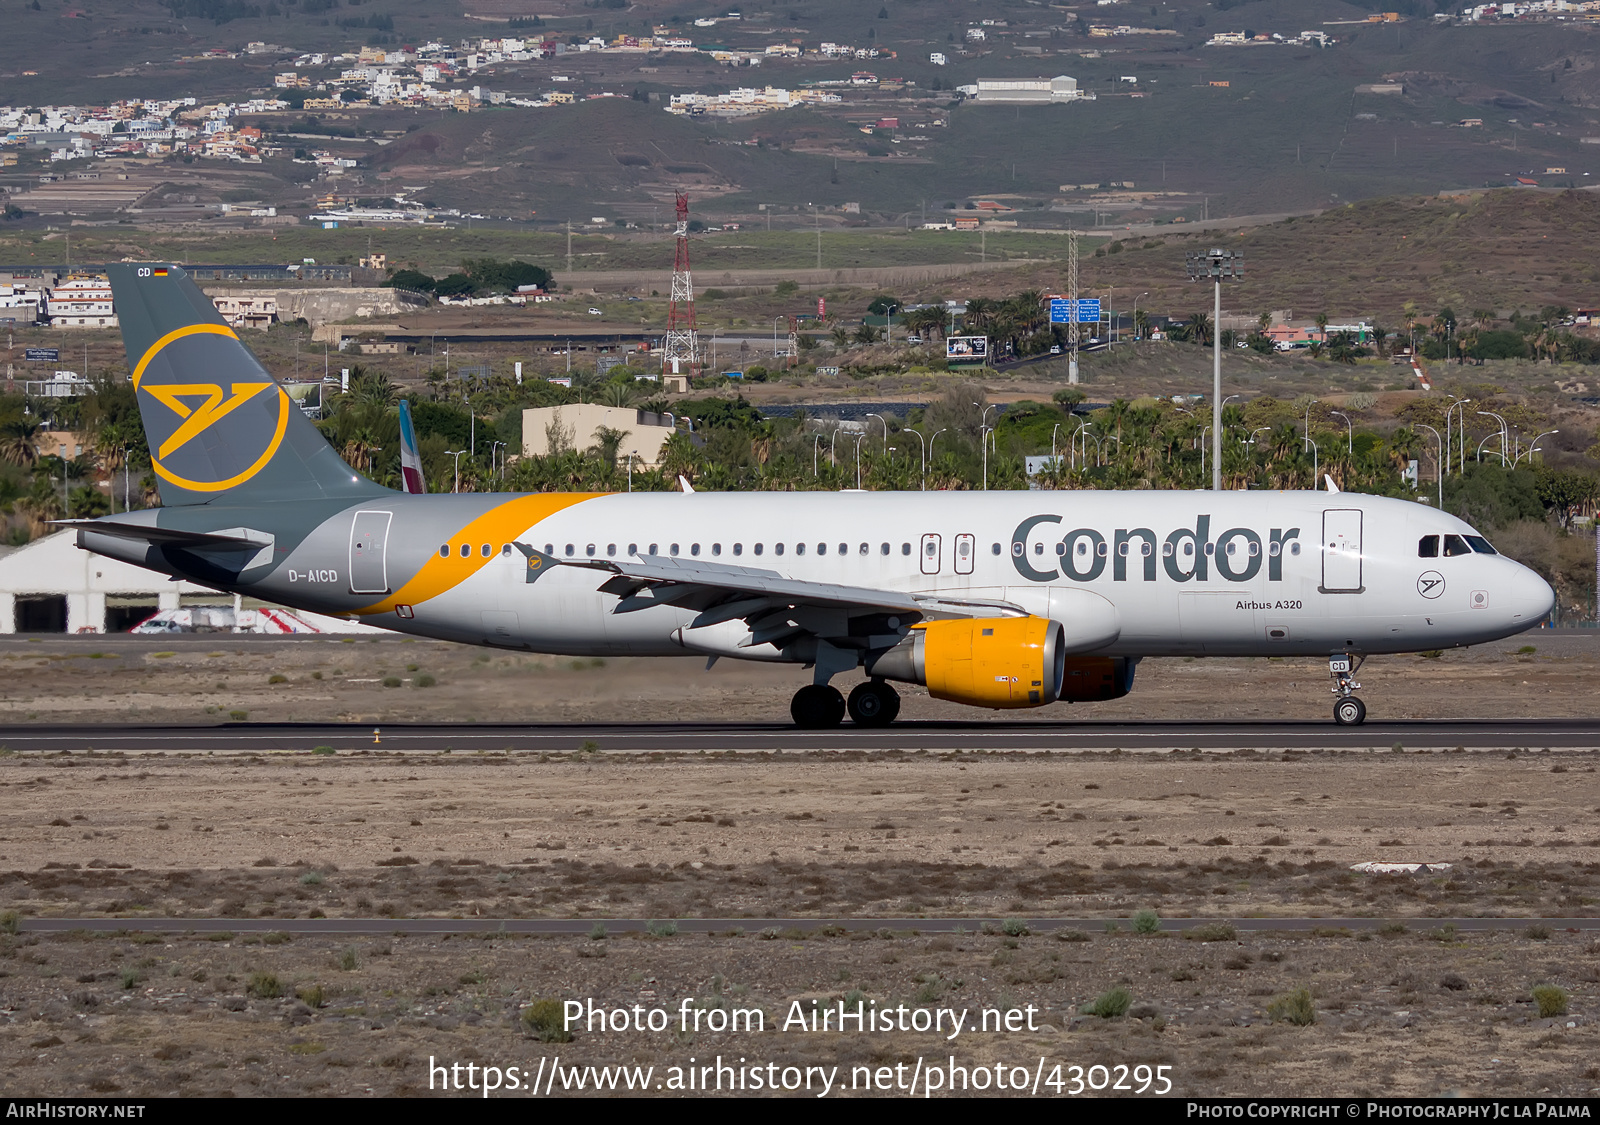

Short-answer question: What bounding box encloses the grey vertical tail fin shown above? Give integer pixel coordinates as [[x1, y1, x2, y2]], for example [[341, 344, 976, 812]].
[[109, 263, 387, 507]]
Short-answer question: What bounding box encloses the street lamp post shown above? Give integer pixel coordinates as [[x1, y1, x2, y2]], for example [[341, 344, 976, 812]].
[[1187, 248, 1244, 491], [812, 433, 823, 477], [853, 432, 866, 489], [866, 413, 888, 455], [975, 403, 998, 490], [446, 449, 467, 493], [1416, 423, 1443, 507], [928, 428, 947, 476], [903, 427, 928, 488], [1303, 399, 1319, 451], [1132, 291, 1148, 340], [1477, 410, 1509, 466], [1445, 398, 1472, 475], [1516, 430, 1559, 467]]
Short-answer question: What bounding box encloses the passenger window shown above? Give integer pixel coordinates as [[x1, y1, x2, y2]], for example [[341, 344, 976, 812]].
[[1247, 541, 1259, 557], [482, 544, 492, 557], [733, 543, 743, 556], [839, 543, 848, 556], [1163, 542, 1175, 558], [816, 543, 826, 556], [1055, 542, 1065, 556], [711, 543, 721, 556], [1443, 534, 1471, 557], [1290, 542, 1301, 556], [628, 543, 637, 555], [670, 543, 680, 556], [754, 543, 763, 556], [502, 544, 512, 556], [585, 544, 596, 557], [1418, 535, 1439, 558], [902, 543, 911, 556], [926, 541, 936, 557], [649, 544, 658, 556], [859, 543, 869, 556], [881, 543, 890, 555], [1463, 535, 1497, 555], [460, 544, 470, 558], [796, 543, 807, 556], [1034, 543, 1044, 556], [990, 543, 1001, 556], [439, 545, 449, 558], [690, 543, 700, 556], [607, 544, 617, 557], [544, 543, 553, 555], [775, 543, 785, 556], [564, 544, 574, 557]]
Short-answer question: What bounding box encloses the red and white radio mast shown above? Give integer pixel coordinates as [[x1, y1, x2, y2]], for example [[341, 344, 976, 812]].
[[663, 191, 700, 375]]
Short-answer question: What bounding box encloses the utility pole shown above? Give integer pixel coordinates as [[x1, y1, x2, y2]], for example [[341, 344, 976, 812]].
[[1067, 229, 1079, 385], [1187, 248, 1244, 491], [566, 221, 573, 276]]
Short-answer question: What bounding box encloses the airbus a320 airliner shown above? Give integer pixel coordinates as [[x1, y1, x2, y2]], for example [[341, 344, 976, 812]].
[[68, 265, 1554, 727]]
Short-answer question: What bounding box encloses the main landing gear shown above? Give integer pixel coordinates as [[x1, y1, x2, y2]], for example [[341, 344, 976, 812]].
[[790, 680, 900, 729], [1330, 653, 1367, 726]]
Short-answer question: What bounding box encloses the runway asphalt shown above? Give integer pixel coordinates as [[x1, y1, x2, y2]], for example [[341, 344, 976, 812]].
[[17, 916, 1600, 935], [1, 718, 1599, 754]]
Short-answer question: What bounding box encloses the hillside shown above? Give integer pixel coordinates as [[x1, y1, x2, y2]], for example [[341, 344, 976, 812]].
[[939, 189, 1600, 325]]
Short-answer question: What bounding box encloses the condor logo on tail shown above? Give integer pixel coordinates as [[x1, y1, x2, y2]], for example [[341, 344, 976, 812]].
[[132, 324, 290, 493]]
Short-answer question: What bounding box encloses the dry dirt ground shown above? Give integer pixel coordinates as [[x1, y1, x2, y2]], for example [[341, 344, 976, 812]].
[[0, 636, 1597, 1098], [0, 632, 1593, 725]]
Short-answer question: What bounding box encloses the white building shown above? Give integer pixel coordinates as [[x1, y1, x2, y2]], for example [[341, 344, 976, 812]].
[[522, 404, 675, 468], [46, 275, 117, 328], [211, 293, 278, 330], [969, 76, 1085, 103], [0, 530, 382, 633]]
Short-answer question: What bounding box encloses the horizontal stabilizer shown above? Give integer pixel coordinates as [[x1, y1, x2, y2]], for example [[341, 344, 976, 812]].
[[56, 518, 271, 550]]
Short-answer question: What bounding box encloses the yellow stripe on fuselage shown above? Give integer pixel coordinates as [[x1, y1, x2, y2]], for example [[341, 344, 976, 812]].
[[355, 492, 604, 615]]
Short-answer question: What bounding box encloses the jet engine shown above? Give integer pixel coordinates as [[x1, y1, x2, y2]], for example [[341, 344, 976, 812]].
[[1057, 655, 1138, 702], [865, 616, 1066, 709]]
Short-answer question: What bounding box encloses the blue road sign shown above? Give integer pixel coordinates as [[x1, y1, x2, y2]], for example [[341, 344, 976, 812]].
[[24, 348, 58, 362], [1048, 299, 1102, 324]]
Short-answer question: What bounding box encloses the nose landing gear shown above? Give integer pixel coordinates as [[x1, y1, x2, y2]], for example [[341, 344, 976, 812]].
[[1330, 653, 1366, 725]]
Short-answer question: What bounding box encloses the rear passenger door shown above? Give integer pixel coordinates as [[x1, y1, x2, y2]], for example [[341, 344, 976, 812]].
[[920, 533, 942, 575]]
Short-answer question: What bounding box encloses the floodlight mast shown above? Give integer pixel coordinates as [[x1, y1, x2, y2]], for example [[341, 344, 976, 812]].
[[1187, 249, 1243, 491]]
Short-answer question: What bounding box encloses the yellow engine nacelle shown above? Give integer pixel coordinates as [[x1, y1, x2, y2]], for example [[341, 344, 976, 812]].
[[867, 616, 1066, 709]]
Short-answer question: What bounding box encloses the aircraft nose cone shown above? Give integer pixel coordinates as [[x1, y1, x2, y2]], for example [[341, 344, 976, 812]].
[[1512, 566, 1555, 624]]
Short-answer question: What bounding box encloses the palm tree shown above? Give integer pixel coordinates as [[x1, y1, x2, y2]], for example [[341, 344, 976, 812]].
[[0, 417, 42, 469], [1183, 311, 1212, 346], [1314, 311, 1329, 342]]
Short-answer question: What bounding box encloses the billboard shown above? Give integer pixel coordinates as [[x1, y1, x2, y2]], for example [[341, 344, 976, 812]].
[[1048, 298, 1101, 324], [24, 348, 58, 362], [282, 382, 323, 418], [946, 335, 989, 361]]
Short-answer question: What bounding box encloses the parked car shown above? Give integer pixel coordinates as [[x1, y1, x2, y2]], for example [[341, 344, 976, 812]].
[[588, 307, 603, 316]]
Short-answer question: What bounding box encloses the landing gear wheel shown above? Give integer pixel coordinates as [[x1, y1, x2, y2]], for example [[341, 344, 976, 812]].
[[848, 680, 901, 727], [791, 684, 846, 729], [1333, 696, 1367, 726]]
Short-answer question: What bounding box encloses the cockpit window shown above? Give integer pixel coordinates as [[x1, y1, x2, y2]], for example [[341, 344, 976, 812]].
[[1418, 535, 1439, 558], [1443, 534, 1472, 557], [1463, 535, 1497, 556]]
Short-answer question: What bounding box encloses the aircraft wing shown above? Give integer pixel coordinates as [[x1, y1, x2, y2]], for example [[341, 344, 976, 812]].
[[516, 545, 1027, 624]]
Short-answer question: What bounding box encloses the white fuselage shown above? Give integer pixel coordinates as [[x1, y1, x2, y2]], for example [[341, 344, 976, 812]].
[[350, 489, 1552, 659]]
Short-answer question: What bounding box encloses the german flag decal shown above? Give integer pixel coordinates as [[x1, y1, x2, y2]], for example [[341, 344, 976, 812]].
[[152, 267, 168, 277]]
